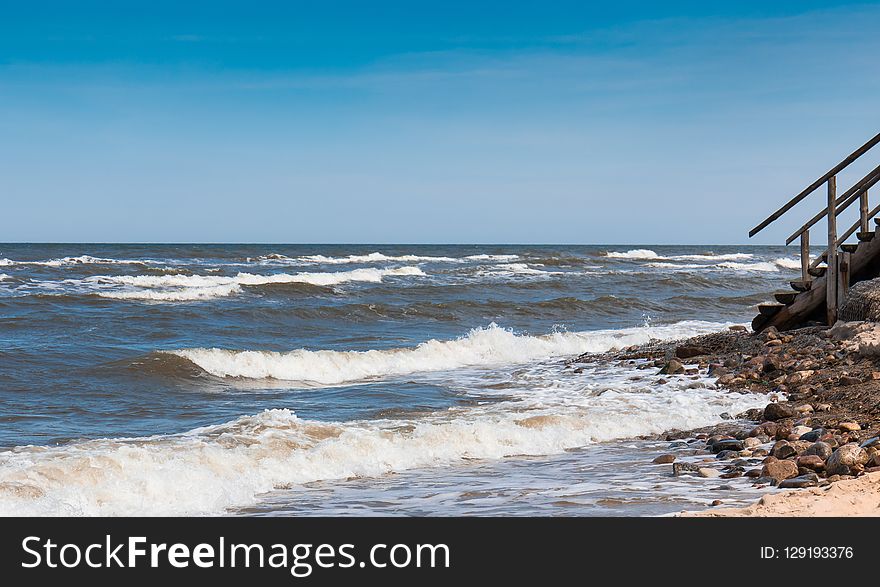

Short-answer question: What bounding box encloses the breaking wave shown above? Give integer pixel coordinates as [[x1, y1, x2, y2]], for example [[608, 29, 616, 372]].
[[0, 255, 150, 267], [0, 344, 767, 515], [87, 267, 426, 301], [169, 320, 731, 386]]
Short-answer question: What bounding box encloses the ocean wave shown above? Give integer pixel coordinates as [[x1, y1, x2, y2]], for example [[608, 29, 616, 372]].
[[99, 284, 242, 301], [603, 249, 660, 260], [0, 274, 9, 281], [716, 261, 779, 272], [464, 254, 520, 261], [604, 249, 756, 263], [0, 381, 767, 515], [0, 255, 150, 267], [472, 263, 565, 278], [169, 320, 731, 386], [86, 267, 426, 301], [773, 257, 802, 270], [252, 252, 459, 265]]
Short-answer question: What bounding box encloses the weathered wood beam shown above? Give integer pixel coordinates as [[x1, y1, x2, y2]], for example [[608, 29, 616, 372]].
[[827, 176, 838, 325]]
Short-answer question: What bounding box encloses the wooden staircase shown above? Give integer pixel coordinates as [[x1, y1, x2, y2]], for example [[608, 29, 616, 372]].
[[750, 131, 880, 332]]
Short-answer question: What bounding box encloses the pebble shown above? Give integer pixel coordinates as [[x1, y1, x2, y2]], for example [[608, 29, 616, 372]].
[[778, 473, 820, 489], [711, 439, 744, 453], [761, 460, 799, 482], [659, 359, 685, 375], [763, 402, 796, 421], [796, 454, 825, 471], [652, 454, 676, 464], [770, 440, 797, 460], [803, 441, 833, 460], [825, 444, 869, 476], [743, 437, 762, 449], [799, 428, 826, 442], [698, 468, 720, 478], [839, 422, 861, 432], [860, 437, 880, 449], [672, 462, 702, 476]]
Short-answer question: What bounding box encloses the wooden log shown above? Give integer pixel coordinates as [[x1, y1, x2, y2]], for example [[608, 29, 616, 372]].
[[827, 176, 838, 325]]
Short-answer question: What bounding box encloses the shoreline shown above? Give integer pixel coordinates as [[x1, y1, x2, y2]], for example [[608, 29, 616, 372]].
[[579, 321, 880, 517]]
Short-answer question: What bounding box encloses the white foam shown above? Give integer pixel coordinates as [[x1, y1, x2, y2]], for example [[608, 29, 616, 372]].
[[604, 249, 660, 259], [99, 284, 242, 301], [0, 274, 9, 281], [0, 255, 149, 267], [296, 253, 458, 264], [717, 261, 779, 272], [644, 262, 706, 270], [606, 250, 757, 263], [170, 320, 730, 386], [464, 254, 520, 261], [0, 370, 767, 516], [86, 266, 426, 301], [668, 253, 754, 261], [773, 257, 802, 270]]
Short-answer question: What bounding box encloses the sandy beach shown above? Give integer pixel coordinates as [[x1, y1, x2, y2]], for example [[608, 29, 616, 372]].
[[683, 471, 880, 516]]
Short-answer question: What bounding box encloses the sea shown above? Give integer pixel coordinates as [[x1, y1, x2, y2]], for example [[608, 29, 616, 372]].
[[0, 244, 802, 516]]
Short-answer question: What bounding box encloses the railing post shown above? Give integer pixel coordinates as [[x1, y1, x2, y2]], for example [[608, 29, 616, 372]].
[[838, 250, 851, 310], [861, 188, 870, 234], [800, 230, 811, 283], [827, 175, 838, 325]]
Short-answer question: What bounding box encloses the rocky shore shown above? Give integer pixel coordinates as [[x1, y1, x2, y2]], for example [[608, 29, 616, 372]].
[[573, 321, 880, 514]]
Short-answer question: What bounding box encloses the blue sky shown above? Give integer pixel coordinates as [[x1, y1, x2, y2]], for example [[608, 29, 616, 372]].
[[2, 1, 880, 243]]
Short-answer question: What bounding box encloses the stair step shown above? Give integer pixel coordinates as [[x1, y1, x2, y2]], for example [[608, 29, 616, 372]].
[[820, 251, 828, 261], [808, 266, 827, 277], [758, 303, 786, 317], [875, 217, 880, 226], [790, 280, 812, 292], [858, 231, 875, 242], [841, 243, 859, 253], [774, 291, 798, 304]]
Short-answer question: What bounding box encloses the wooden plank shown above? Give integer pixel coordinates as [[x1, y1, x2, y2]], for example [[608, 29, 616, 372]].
[[826, 176, 838, 325], [861, 189, 870, 234], [758, 303, 785, 316], [750, 131, 880, 237]]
